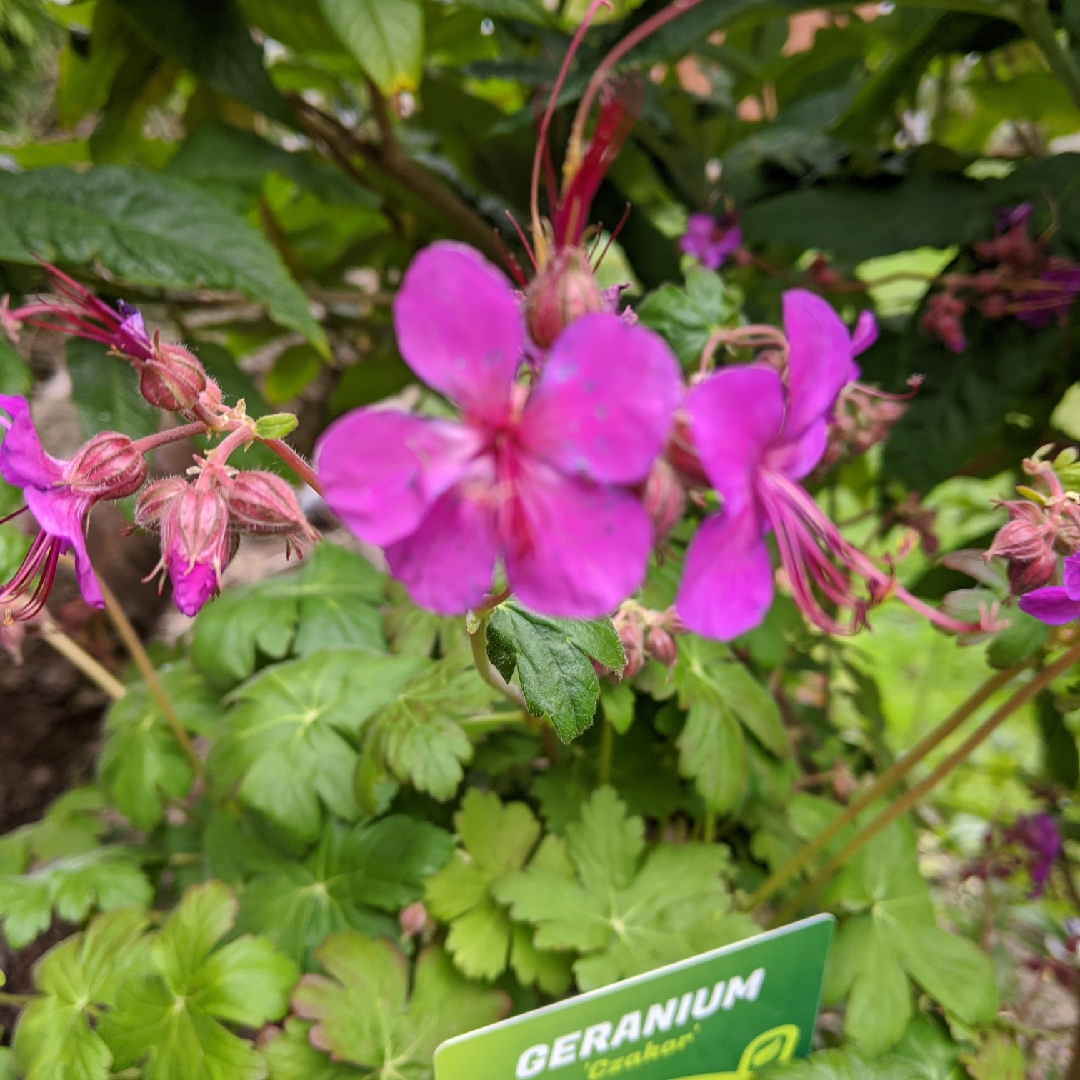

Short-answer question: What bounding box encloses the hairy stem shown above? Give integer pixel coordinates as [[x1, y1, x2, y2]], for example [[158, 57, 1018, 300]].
[[1017, 0, 1080, 113], [96, 574, 205, 787], [38, 614, 127, 700], [769, 639, 1080, 926], [743, 661, 1028, 912], [468, 614, 530, 713], [260, 437, 322, 494], [131, 421, 209, 456]]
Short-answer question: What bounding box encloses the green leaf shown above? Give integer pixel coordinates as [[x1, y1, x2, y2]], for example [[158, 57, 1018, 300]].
[[263, 1019, 361, 1080], [320, 0, 423, 95], [357, 660, 497, 808], [0, 335, 31, 395], [986, 608, 1049, 669], [677, 698, 746, 813], [0, 847, 152, 949], [98, 662, 222, 829], [424, 790, 564, 984], [487, 603, 620, 742], [209, 649, 424, 842], [291, 933, 508, 1072], [66, 338, 157, 441], [960, 1033, 1024, 1080], [14, 907, 151, 1080], [112, 0, 294, 125], [495, 787, 744, 990], [453, 0, 552, 24], [265, 345, 325, 405], [757, 1047, 912, 1079], [164, 121, 374, 210], [238, 816, 453, 968], [637, 267, 742, 370], [0, 166, 325, 348], [191, 544, 386, 686], [600, 681, 635, 735], [253, 412, 299, 439], [99, 882, 297, 1080]]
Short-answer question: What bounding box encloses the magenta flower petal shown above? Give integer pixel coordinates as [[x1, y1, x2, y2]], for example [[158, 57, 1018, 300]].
[[385, 467, 499, 615], [518, 314, 681, 484], [1063, 553, 1080, 600], [503, 458, 652, 619], [317, 410, 482, 548], [0, 395, 63, 490], [766, 419, 827, 482], [23, 487, 102, 608], [851, 309, 878, 358], [1018, 586, 1080, 625], [168, 556, 218, 617], [676, 503, 773, 640], [782, 290, 854, 441], [684, 365, 785, 513], [393, 242, 523, 423]]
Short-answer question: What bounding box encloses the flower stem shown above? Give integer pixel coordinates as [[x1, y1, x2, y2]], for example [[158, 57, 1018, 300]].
[[598, 704, 613, 785], [742, 660, 1029, 913], [131, 422, 209, 456], [702, 808, 716, 843], [95, 573, 205, 787], [768, 639, 1080, 926], [468, 613, 530, 714], [38, 614, 127, 700], [260, 437, 322, 495], [0, 992, 35, 1006]]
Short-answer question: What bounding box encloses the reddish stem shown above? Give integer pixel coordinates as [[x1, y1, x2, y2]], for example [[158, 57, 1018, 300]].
[[131, 422, 209, 455], [261, 438, 322, 494]]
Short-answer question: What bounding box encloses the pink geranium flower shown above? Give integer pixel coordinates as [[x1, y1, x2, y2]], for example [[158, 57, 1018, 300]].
[[316, 242, 681, 618], [676, 290, 878, 639], [679, 212, 743, 270], [1019, 552, 1080, 624], [0, 395, 146, 620]]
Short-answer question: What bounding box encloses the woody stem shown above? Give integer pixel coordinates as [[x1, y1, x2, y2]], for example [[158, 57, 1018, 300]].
[[95, 573, 205, 787], [768, 640, 1080, 926]]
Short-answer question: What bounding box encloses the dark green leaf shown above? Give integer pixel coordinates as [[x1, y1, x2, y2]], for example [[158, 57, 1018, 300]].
[[319, 0, 423, 95], [0, 166, 324, 347], [986, 608, 1049, 670], [66, 338, 157, 441]]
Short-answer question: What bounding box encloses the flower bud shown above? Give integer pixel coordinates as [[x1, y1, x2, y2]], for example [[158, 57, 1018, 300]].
[[399, 901, 429, 938], [641, 458, 686, 541], [665, 416, 710, 489], [65, 432, 147, 500], [137, 335, 208, 413], [225, 471, 318, 552], [524, 248, 604, 349], [1007, 548, 1058, 595], [134, 477, 188, 531], [613, 606, 645, 679], [163, 485, 232, 616], [644, 625, 677, 667]]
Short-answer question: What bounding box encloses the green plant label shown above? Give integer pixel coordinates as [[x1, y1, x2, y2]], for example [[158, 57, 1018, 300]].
[[434, 915, 835, 1080]]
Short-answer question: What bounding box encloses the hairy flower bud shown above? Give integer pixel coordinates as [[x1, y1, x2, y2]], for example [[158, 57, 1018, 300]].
[[524, 248, 604, 349], [65, 432, 147, 500], [987, 501, 1060, 594], [225, 471, 318, 553], [162, 485, 233, 616], [137, 335, 208, 413], [641, 458, 686, 541], [134, 477, 188, 531], [613, 607, 645, 679], [1008, 548, 1058, 595], [644, 624, 677, 667]]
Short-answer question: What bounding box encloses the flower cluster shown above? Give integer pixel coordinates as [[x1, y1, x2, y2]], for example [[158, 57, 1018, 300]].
[[0, 267, 314, 622], [921, 203, 1080, 353], [613, 601, 682, 676], [966, 812, 1062, 898]]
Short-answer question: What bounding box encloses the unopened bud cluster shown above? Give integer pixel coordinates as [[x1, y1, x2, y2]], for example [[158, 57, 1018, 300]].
[[985, 450, 1080, 595], [821, 385, 908, 468], [613, 601, 682, 678], [922, 203, 1080, 353]]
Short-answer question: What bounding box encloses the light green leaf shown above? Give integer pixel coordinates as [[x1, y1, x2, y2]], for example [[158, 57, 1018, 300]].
[[192, 544, 386, 687], [320, 0, 422, 95], [0, 166, 324, 347], [99, 882, 297, 1080], [253, 413, 299, 439], [263, 1019, 361, 1080], [14, 907, 151, 1080], [265, 345, 325, 405], [98, 662, 222, 829], [495, 787, 740, 990], [209, 649, 423, 842], [291, 933, 508, 1072], [677, 699, 746, 813], [358, 661, 497, 807], [837, 915, 911, 1055], [600, 681, 635, 734], [0, 335, 31, 395], [238, 816, 452, 967], [960, 1033, 1024, 1080], [66, 338, 157, 441]]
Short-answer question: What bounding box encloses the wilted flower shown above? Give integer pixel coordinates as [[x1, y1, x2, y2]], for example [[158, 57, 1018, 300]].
[[676, 291, 885, 639], [0, 395, 147, 620], [679, 211, 742, 270], [317, 242, 681, 618]]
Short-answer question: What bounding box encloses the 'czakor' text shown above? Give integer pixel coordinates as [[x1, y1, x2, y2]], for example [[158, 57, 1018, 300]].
[[515, 968, 766, 1078]]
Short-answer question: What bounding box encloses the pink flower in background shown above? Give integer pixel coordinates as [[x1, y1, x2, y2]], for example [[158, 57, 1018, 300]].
[[1019, 552, 1080, 624], [0, 395, 146, 619], [1006, 813, 1061, 897], [676, 290, 878, 639], [679, 212, 743, 270], [317, 242, 681, 618]]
